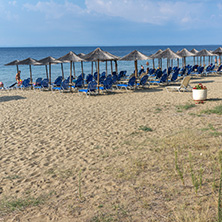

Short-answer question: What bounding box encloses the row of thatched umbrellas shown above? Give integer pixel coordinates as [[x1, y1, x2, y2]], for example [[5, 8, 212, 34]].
[[5, 47, 222, 87]]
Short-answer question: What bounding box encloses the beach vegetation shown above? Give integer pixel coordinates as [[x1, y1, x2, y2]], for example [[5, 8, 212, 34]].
[[176, 103, 195, 112], [201, 104, 222, 115], [139, 125, 153, 132], [0, 195, 45, 214]]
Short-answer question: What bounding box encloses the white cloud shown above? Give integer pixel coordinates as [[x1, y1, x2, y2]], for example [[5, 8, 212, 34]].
[[23, 0, 85, 19], [85, 0, 204, 26]]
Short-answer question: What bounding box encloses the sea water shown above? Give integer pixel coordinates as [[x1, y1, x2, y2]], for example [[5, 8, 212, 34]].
[[0, 45, 220, 87]]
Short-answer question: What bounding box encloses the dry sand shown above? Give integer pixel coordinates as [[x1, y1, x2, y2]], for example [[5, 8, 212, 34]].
[[0, 74, 222, 221]]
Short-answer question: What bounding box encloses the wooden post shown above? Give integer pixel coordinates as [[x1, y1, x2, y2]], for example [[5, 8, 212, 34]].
[[184, 57, 186, 67], [152, 59, 155, 69], [91, 62, 93, 75], [106, 61, 108, 77], [61, 63, 64, 80], [45, 65, 48, 79], [81, 61, 84, 75], [115, 60, 118, 75], [49, 62, 51, 85], [193, 57, 195, 66], [203, 56, 205, 66], [70, 61, 72, 84], [97, 59, 100, 93], [134, 60, 138, 78], [208, 56, 210, 65], [177, 58, 179, 67]]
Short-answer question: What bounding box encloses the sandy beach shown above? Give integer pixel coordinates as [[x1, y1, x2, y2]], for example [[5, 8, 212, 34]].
[[1, 74, 222, 221]]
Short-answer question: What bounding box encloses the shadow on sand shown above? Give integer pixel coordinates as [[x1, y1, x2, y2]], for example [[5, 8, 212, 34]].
[[207, 98, 222, 102], [192, 80, 215, 84], [0, 95, 26, 103]]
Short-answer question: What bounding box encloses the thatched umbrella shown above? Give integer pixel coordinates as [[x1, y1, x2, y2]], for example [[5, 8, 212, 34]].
[[177, 48, 195, 67], [119, 50, 151, 78], [213, 47, 222, 65], [17, 57, 41, 84], [5, 59, 20, 72], [38, 56, 62, 85], [150, 49, 163, 69], [195, 49, 214, 66], [58, 51, 84, 84], [84, 48, 114, 92], [190, 49, 199, 65], [156, 48, 181, 68]]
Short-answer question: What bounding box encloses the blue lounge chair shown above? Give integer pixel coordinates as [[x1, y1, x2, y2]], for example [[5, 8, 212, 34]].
[[52, 80, 69, 92], [79, 80, 97, 96], [86, 74, 93, 84], [99, 77, 113, 91], [116, 76, 136, 90], [20, 78, 31, 90], [150, 73, 168, 85], [137, 75, 149, 88]]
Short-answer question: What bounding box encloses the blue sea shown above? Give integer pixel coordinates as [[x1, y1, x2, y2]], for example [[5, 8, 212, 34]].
[[0, 45, 220, 86]]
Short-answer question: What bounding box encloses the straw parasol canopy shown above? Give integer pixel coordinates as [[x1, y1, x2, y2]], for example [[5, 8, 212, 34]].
[[17, 57, 41, 84], [38, 56, 62, 85], [84, 48, 115, 92], [5, 59, 20, 72], [177, 48, 195, 67], [77, 53, 85, 58], [156, 48, 181, 70], [58, 51, 84, 83], [120, 50, 151, 78], [190, 48, 199, 54], [156, 48, 181, 60], [150, 49, 163, 68]]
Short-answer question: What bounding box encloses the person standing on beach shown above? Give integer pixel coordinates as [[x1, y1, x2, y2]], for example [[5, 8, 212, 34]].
[[16, 70, 22, 85]]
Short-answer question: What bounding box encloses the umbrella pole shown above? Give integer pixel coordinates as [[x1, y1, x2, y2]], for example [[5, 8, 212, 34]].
[[177, 58, 179, 68], [208, 56, 210, 65], [49, 62, 52, 86], [203, 56, 205, 66], [81, 61, 84, 76], [73, 62, 76, 78], [106, 61, 108, 77], [70, 61, 72, 84], [45, 65, 49, 79], [16, 65, 19, 72], [91, 62, 93, 75], [97, 60, 100, 93], [134, 60, 138, 78], [115, 60, 118, 75], [61, 63, 64, 80], [184, 58, 186, 67], [110, 61, 113, 75], [29, 65, 32, 86], [152, 59, 155, 69], [193, 57, 195, 66]]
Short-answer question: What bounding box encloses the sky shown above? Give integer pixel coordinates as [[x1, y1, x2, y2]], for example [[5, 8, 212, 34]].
[[0, 0, 222, 47]]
